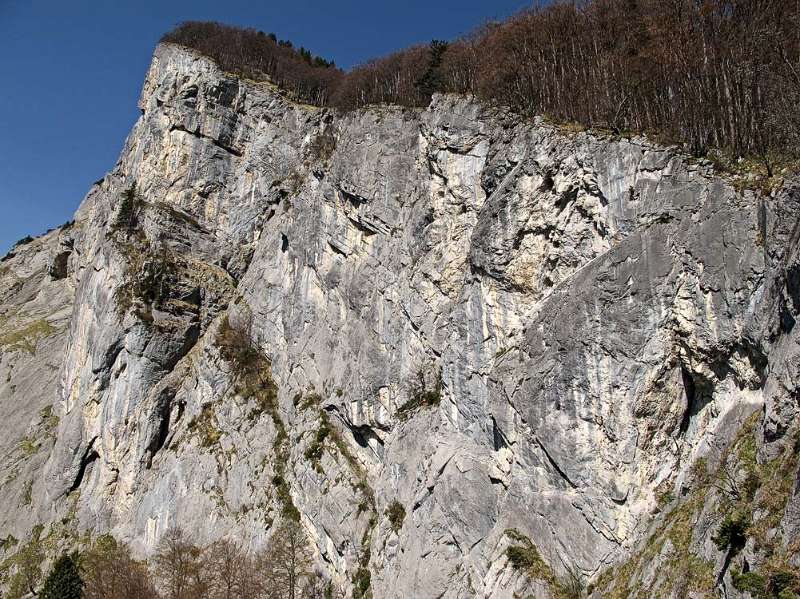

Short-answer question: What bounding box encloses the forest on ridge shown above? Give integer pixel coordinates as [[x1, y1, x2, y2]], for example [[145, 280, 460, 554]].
[[162, 0, 800, 164]]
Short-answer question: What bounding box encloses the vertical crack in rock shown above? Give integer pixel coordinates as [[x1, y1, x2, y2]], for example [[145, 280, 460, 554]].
[[534, 437, 577, 489]]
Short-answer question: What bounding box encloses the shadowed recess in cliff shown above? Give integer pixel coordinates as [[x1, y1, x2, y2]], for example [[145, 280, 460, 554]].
[[67, 439, 99, 495]]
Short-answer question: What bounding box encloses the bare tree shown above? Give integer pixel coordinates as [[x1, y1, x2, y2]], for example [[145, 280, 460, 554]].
[[161, 22, 341, 106], [206, 538, 264, 599], [151, 528, 208, 599], [257, 520, 314, 599], [162, 3, 800, 160], [82, 535, 158, 599]]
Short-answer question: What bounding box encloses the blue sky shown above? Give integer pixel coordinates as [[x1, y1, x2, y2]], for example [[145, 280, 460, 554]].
[[0, 0, 531, 255]]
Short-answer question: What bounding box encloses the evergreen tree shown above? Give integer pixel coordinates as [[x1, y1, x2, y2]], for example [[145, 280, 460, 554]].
[[415, 39, 449, 99], [114, 182, 139, 230], [40, 553, 84, 599]]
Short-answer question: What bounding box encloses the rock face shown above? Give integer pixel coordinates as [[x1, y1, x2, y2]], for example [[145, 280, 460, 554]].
[[1, 43, 799, 598]]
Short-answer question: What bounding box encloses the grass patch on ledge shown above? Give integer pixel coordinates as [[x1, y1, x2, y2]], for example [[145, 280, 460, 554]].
[[296, 391, 378, 597], [187, 404, 222, 449], [0, 319, 57, 355], [396, 368, 442, 422], [504, 528, 584, 599], [215, 314, 299, 522], [592, 413, 800, 598]]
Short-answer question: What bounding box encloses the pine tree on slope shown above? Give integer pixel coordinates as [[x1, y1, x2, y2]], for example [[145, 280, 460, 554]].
[[39, 553, 84, 599]]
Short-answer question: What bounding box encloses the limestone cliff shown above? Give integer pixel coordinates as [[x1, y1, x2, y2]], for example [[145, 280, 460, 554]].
[[1, 43, 799, 598]]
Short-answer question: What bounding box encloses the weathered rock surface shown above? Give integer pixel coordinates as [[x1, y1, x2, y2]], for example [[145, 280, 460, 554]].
[[1, 43, 799, 598]]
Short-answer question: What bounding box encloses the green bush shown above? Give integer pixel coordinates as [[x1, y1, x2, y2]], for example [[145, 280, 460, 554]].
[[132, 252, 176, 308], [39, 405, 59, 431], [732, 569, 767, 597], [0, 534, 18, 551], [506, 545, 536, 570], [732, 569, 800, 599], [385, 500, 406, 533], [271, 470, 300, 521], [217, 316, 277, 410], [19, 437, 38, 456], [114, 243, 177, 316], [5, 534, 44, 599], [502, 528, 577, 596], [770, 570, 799, 597], [558, 564, 585, 599], [304, 418, 331, 469], [352, 566, 371, 599], [396, 368, 442, 421], [504, 530, 549, 578]]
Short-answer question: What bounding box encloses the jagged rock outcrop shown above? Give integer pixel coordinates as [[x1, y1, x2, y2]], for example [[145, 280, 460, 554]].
[[1, 43, 799, 598]]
